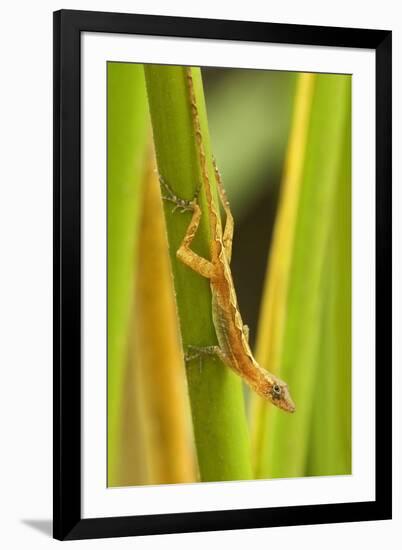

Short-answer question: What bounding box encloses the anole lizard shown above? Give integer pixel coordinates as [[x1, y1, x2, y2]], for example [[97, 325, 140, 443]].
[[160, 68, 295, 413]]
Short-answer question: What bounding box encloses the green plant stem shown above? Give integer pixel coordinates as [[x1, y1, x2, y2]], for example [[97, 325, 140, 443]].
[[252, 73, 351, 478], [144, 65, 252, 481], [306, 95, 351, 475], [107, 63, 149, 486]]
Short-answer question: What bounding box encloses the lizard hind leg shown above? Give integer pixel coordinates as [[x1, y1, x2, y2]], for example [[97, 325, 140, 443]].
[[212, 158, 234, 263]]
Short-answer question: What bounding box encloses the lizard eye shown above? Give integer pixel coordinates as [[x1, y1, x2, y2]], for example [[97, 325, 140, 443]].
[[272, 384, 281, 398]]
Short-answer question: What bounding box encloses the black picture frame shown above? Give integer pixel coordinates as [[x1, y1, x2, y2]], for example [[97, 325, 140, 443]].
[[53, 9, 392, 541]]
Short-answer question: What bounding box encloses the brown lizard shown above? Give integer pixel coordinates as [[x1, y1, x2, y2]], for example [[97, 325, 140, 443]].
[[160, 67, 295, 413]]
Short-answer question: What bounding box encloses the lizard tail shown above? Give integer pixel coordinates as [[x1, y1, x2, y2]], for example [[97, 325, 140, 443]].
[[185, 67, 220, 257]]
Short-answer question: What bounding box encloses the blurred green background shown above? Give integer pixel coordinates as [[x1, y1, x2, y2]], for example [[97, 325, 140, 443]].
[[107, 63, 351, 487]]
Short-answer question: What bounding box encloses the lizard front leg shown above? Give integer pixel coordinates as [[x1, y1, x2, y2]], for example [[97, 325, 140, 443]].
[[160, 176, 215, 279]]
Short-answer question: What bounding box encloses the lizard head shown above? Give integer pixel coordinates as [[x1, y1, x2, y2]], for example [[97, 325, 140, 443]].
[[266, 376, 296, 413]]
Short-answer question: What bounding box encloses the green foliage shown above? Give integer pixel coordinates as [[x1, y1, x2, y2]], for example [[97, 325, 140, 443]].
[[253, 74, 352, 478], [107, 62, 149, 485], [107, 63, 351, 485], [306, 96, 352, 475]]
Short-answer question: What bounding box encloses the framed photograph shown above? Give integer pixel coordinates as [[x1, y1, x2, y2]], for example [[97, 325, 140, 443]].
[[53, 9, 392, 541]]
